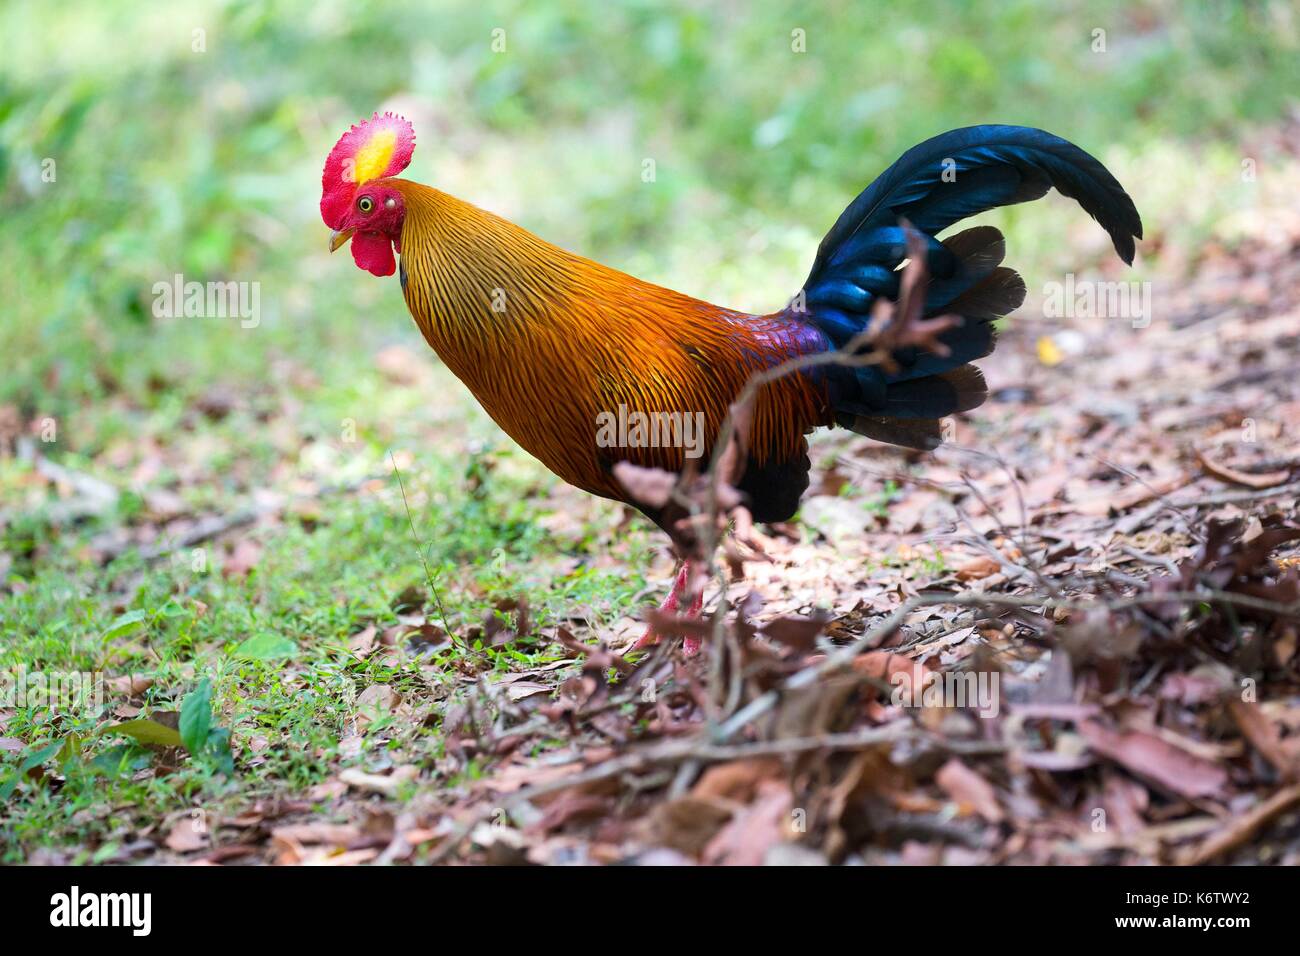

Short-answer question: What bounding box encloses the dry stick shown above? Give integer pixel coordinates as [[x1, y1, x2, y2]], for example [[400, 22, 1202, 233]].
[[1181, 781, 1300, 865], [714, 587, 1300, 743], [1093, 454, 1197, 525], [949, 444, 1060, 598], [426, 721, 982, 863], [19, 442, 120, 525], [118, 472, 387, 563], [1169, 481, 1300, 509]]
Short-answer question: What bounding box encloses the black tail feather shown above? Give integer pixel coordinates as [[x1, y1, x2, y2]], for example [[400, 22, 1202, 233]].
[[798, 124, 1138, 448]]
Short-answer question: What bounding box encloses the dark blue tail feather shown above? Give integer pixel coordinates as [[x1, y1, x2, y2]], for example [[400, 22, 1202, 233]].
[[798, 125, 1141, 447]]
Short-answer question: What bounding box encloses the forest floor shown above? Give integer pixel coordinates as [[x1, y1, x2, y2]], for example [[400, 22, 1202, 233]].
[[5, 185, 1300, 867]]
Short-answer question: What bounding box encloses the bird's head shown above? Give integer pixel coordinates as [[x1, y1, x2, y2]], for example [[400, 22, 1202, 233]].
[[320, 112, 416, 277]]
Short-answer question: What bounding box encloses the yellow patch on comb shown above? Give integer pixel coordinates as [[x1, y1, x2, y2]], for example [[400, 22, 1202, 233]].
[[351, 128, 398, 185]]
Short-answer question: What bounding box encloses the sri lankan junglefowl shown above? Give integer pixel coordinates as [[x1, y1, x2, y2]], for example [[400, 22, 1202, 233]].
[[322, 112, 1141, 652]]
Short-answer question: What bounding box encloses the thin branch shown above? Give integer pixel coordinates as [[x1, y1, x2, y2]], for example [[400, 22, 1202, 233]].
[[426, 722, 982, 863], [715, 586, 1300, 743]]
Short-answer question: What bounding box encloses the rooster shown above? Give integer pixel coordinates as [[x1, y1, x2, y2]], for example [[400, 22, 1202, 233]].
[[323, 112, 1141, 652]]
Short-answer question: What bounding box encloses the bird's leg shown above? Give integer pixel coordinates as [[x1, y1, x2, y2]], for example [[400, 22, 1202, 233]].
[[681, 583, 705, 657], [633, 560, 703, 652]]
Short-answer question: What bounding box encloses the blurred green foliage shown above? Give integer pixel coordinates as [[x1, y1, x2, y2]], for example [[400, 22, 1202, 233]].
[[1, 0, 1297, 433]]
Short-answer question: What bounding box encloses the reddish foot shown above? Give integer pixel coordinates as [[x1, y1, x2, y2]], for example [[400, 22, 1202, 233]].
[[634, 561, 705, 655]]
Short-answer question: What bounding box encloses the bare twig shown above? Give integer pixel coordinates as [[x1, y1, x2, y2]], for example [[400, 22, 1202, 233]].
[[426, 721, 983, 863], [106, 472, 386, 563], [715, 586, 1300, 743], [1180, 782, 1300, 865]]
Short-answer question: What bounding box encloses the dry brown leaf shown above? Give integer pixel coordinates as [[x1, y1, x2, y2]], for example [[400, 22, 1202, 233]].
[[270, 823, 361, 846], [164, 815, 210, 853], [955, 555, 1001, 582], [1229, 699, 1298, 780], [347, 625, 377, 661], [103, 674, 155, 697], [853, 650, 936, 689], [339, 765, 419, 797], [691, 758, 783, 803], [222, 538, 263, 578], [1079, 720, 1229, 801], [354, 684, 401, 730], [700, 779, 795, 866], [935, 758, 1004, 823], [648, 797, 735, 857]]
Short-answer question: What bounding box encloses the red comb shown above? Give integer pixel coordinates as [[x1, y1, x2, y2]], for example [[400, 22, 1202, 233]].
[[320, 112, 416, 229]]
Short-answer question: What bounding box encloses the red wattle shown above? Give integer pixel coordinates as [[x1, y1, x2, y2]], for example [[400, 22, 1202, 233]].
[[351, 232, 396, 277]]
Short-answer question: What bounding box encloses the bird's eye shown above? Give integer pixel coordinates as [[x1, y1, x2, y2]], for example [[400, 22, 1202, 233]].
[[357, 196, 374, 213]]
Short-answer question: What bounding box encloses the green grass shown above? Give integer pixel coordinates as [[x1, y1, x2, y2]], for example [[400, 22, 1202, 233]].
[[1, 447, 659, 860], [1, 0, 1297, 859]]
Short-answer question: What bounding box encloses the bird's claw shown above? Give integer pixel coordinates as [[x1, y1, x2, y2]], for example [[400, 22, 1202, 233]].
[[633, 561, 703, 655]]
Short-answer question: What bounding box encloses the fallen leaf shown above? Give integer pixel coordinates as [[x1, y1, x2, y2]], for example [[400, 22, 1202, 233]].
[[692, 758, 784, 803], [270, 823, 362, 846], [1229, 700, 1298, 780], [164, 815, 210, 852], [104, 674, 155, 697], [339, 765, 418, 796], [1079, 720, 1229, 801], [223, 538, 263, 578], [955, 555, 1001, 582], [505, 682, 552, 702], [649, 797, 734, 857], [101, 718, 183, 748], [701, 779, 794, 866], [935, 758, 1004, 823], [348, 626, 377, 660], [354, 684, 401, 730]]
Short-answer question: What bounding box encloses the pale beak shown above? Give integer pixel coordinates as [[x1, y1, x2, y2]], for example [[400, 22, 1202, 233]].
[[329, 228, 355, 253]]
